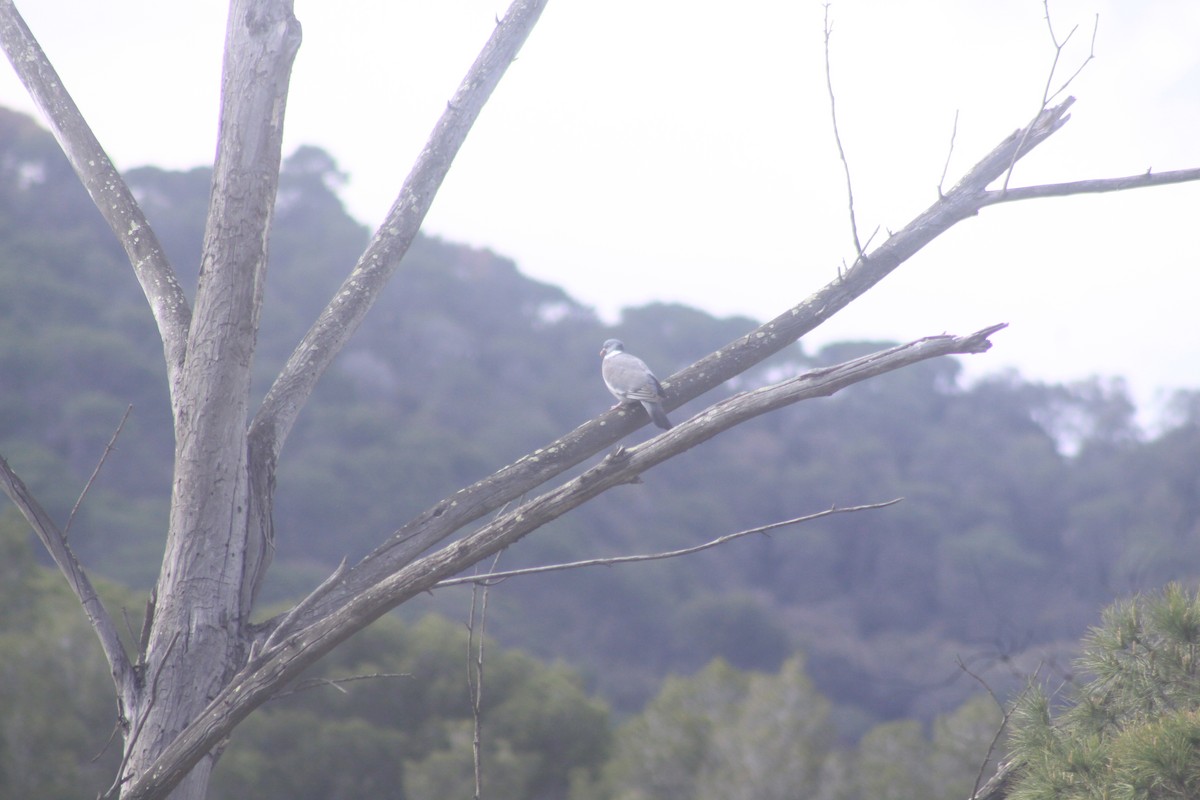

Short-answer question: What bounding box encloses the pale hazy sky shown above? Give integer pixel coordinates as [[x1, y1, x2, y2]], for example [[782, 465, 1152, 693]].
[[2, 1, 1199, 423]]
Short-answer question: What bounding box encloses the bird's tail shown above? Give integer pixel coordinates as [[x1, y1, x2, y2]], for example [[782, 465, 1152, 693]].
[[645, 401, 673, 430]]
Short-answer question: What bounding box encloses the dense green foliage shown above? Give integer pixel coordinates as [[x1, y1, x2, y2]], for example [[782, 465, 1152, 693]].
[[210, 612, 610, 800], [0, 512, 129, 798], [2, 106, 1200, 797], [1006, 584, 1200, 800], [588, 656, 1001, 800]]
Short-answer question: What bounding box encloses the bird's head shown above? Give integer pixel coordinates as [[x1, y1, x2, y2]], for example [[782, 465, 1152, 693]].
[[600, 339, 625, 358]]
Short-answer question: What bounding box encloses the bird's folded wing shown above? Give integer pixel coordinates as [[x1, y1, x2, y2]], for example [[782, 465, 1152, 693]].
[[604, 358, 661, 397], [622, 385, 663, 402]]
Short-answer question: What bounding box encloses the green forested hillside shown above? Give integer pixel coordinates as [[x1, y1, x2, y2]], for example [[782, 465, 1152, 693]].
[[2, 103, 1200, 783]]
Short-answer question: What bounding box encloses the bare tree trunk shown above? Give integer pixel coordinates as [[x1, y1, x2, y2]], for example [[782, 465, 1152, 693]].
[[119, 2, 301, 797]]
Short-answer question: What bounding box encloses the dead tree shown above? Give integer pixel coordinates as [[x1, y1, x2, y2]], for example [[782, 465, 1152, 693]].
[[0, 1, 1197, 798]]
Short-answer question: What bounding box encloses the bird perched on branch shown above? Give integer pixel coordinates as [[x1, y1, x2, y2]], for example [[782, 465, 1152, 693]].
[[600, 339, 673, 430]]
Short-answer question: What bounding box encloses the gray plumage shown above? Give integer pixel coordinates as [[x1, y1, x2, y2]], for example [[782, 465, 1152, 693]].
[[600, 339, 673, 430]]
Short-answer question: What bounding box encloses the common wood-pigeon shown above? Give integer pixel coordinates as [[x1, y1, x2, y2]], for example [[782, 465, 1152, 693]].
[[600, 339, 673, 430]]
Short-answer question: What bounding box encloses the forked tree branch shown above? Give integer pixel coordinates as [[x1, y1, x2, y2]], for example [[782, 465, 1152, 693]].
[[239, 0, 548, 612], [1003, 1, 1098, 192], [249, 0, 550, 465], [0, 1, 192, 404], [1040, 0, 1098, 107], [121, 323, 1005, 800]]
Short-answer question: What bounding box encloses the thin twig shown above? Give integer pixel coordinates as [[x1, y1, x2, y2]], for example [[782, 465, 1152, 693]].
[[861, 225, 881, 254], [91, 718, 122, 764], [270, 672, 413, 700], [957, 657, 1039, 800], [468, 551, 502, 800], [65, 404, 132, 539], [120, 606, 139, 652], [1047, 13, 1098, 105], [1003, 1, 1098, 192], [136, 589, 155, 666], [822, 4, 864, 261], [938, 109, 960, 197], [437, 500, 903, 587]]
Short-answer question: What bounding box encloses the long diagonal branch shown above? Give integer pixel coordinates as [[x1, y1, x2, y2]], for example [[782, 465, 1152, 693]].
[[262, 101, 1078, 640], [0, 453, 133, 697], [120, 323, 1006, 800], [0, 1, 191, 400]]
